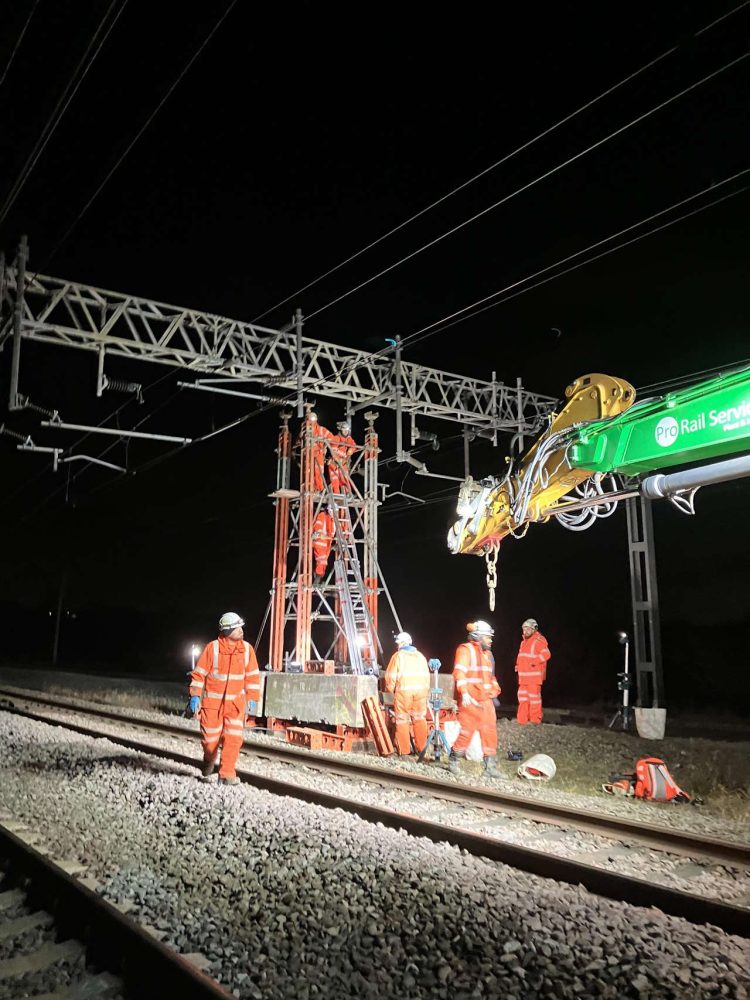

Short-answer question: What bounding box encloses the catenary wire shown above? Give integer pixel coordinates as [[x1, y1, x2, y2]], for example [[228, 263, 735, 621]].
[[35, 0, 238, 274], [0, 0, 126, 230], [101, 170, 749, 490], [250, 1, 750, 324], [0, 0, 42, 90], [400, 184, 750, 351], [10, 173, 747, 511], [395, 170, 750, 351], [304, 50, 749, 321]]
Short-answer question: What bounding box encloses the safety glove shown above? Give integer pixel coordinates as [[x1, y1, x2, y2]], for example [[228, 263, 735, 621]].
[[492, 697, 501, 708], [246, 700, 258, 718], [462, 692, 479, 707], [186, 695, 200, 717]]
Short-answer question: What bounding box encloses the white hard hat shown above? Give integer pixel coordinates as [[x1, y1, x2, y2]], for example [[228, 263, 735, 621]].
[[467, 620, 494, 639], [522, 618, 539, 630], [394, 631, 412, 647], [518, 754, 556, 781], [337, 419, 351, 433], [219, 611, 245, 632]]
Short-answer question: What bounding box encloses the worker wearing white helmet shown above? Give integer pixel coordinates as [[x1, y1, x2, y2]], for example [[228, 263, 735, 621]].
[[187, 612, 260, 784], [384, 631, 430, 756], [449, 620, 501, 777], [296, 411, 332, 492], [515, 617, 551, 724], [327, 418, 358, 494]]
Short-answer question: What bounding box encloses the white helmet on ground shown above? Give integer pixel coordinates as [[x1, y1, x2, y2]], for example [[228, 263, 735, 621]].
[[467, 620, 494, 640], [522, 618, 539, 631], [518, 754, 556, 781], [219, 611, 244, 633], [394, 631, 412, 647]]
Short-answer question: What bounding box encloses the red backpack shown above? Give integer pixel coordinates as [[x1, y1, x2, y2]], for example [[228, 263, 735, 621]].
[[603, 757, 691, 803], [634, 757, 690, 802]]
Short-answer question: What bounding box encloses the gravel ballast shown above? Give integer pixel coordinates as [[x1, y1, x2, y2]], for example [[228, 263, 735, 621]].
[[1, 711, 748, 999]]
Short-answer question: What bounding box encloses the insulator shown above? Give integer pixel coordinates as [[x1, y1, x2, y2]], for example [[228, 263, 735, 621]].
[[106, 378, 140, 394]]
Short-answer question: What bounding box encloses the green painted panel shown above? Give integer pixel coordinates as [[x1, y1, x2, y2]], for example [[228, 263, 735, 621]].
[[569, 367, 750, 475]]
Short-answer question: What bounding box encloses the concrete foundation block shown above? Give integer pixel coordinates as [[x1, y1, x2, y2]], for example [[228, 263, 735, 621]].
[[263, 672, 378, 727]]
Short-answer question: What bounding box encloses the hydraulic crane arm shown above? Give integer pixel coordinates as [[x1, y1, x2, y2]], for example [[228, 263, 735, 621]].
[[448, 365, 750, 557]]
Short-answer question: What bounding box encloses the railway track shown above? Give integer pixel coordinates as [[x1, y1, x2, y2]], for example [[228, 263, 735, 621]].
[[0, 818, 233, 999], [1, 686, 749, 939]]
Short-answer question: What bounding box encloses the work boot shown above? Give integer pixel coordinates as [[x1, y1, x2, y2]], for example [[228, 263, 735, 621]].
[[483, 755, 499, 777], [448, 750, 465, 775], [219, 776, 240, 786], [201, 754, 217, 778]]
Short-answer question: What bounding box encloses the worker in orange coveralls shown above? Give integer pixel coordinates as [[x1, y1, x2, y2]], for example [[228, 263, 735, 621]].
[[515, 617, 551, 724], [297, 412, 331, 491], [312, 507, 335, 579], [384, 632, 430, 756], [188, 612, 260, 785], [449, 620, 501, 777], [327, 419, 358, 493]]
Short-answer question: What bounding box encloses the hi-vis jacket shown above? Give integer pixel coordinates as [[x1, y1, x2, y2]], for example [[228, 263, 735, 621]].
[[384, 648, 430, 696], [453, 641, 501, 702], [190, 636, 260, 705], [515, 632, 551, 684]]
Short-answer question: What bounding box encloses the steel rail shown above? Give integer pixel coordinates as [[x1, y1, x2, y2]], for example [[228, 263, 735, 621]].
[[0, 822, 233, 999], [1, 696, 748, 939], [1, 686, 747, 870]]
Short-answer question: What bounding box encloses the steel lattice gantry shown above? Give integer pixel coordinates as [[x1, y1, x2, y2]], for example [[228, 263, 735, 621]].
[[0, 257, 556, 435], [0, 243, 557, 678]]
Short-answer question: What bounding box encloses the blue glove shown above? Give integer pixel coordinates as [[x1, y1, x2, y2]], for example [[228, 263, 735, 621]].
[[188, 696, 200, 715], [246, 700, 258, 717], [492, 697, 501, 708], [428, 658, 441, 670]]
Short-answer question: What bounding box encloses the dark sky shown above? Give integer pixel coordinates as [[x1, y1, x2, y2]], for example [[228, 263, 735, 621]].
[[1, 2, 748, 708]]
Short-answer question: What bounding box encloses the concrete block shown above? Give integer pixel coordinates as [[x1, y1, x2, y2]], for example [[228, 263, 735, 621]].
[[263, 672, 378, 727]]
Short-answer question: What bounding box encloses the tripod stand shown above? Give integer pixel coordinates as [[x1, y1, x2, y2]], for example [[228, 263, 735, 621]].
[[417, 666, 452, 763], [609, 631, 633, 730]]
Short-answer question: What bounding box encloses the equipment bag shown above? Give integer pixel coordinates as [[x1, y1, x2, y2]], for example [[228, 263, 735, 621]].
[[634, 756, 691, 803], [602, 757, 690, 803]]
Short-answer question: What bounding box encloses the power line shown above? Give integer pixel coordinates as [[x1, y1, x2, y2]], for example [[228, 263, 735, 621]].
[[637, 358, 750, 395], [0, 0, 126, 230], [40, 0, 238, 271], [400, 184, 750, 352], [109, 169, 750, 490], [396, 170, 750, 351], [251, 47, 678, 324], [304, 50, 749, 321], [0, 0, 41, 91], [251, 1, 750, 325]]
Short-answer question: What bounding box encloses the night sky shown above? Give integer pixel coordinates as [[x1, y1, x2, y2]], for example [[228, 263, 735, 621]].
[[1, 2, 748, 710]]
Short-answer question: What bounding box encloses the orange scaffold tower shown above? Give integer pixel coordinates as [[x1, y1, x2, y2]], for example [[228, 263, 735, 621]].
[[267, 409, 382, 674]]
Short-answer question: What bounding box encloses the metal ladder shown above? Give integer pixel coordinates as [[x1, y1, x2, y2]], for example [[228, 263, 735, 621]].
[[328, 491, 377, 674]]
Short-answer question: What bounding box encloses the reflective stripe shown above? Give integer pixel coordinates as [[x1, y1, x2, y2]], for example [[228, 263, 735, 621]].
[[202, 725, 223, 735], [210, 672, 246, 682], [204, 690, 242, 701], [193, 667, 208, 676]]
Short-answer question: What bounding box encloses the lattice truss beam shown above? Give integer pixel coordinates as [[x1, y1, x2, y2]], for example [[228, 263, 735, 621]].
[[0, 265, 556, 434]]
